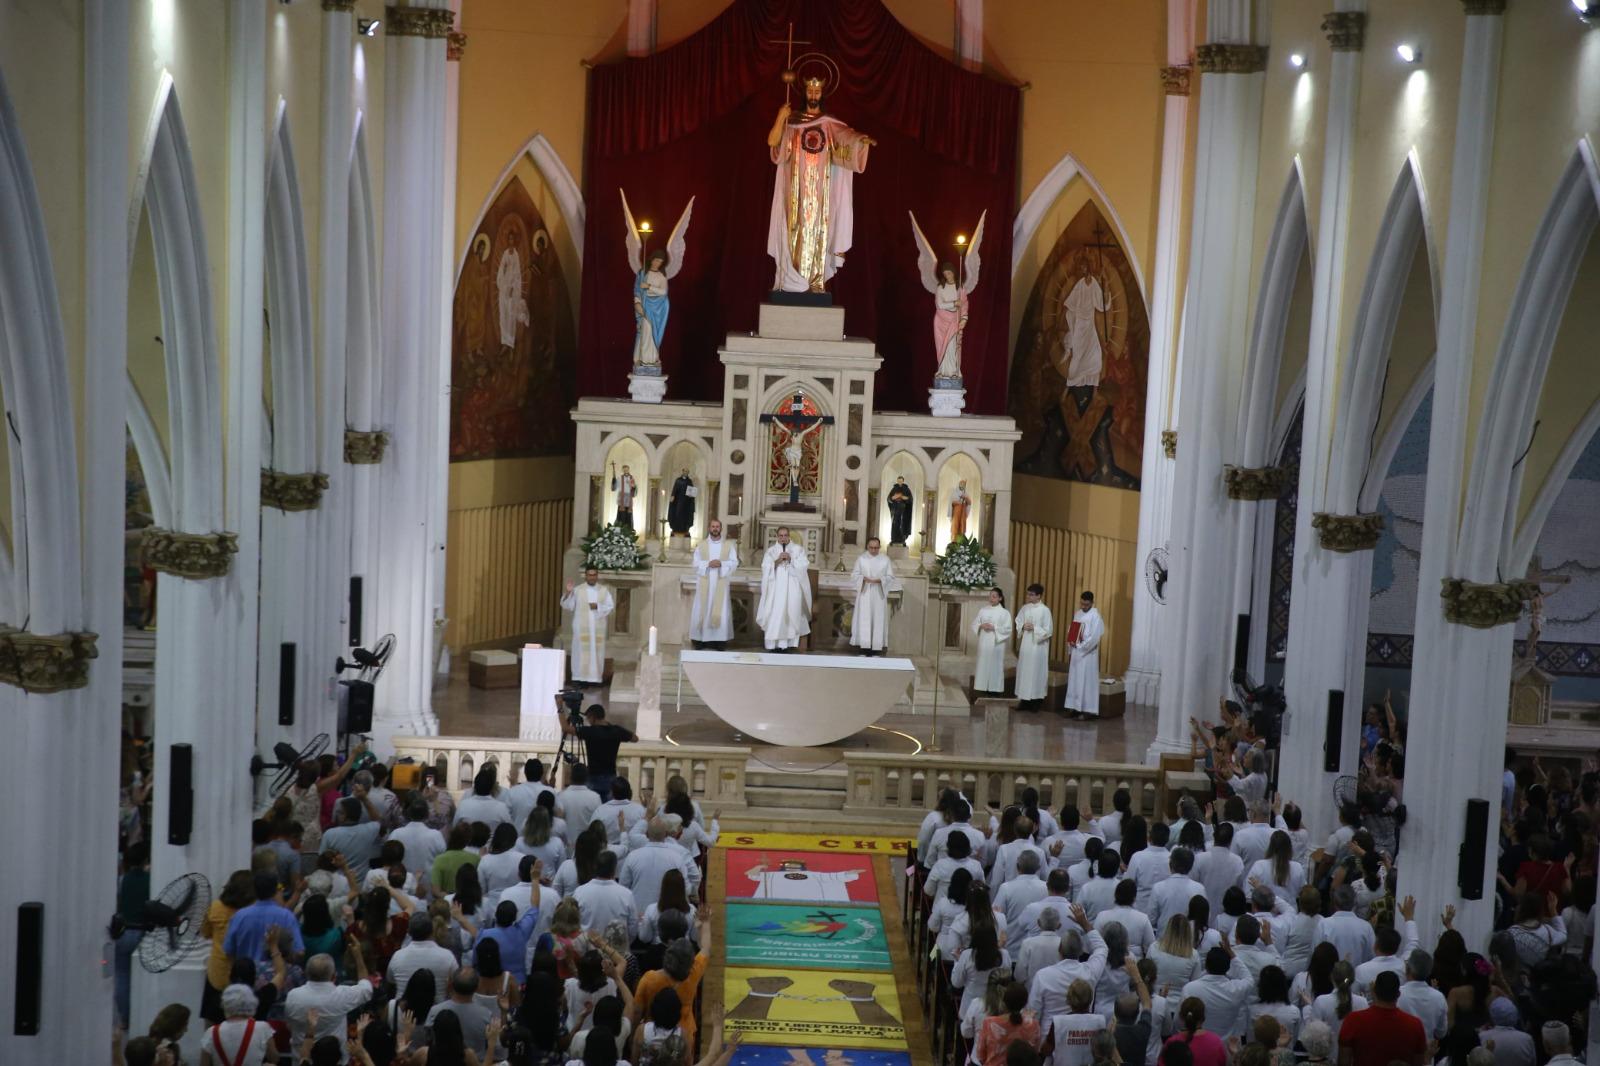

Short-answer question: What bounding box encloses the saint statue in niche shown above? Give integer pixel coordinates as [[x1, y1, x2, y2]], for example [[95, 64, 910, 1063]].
[[949, 480, 973, 540]]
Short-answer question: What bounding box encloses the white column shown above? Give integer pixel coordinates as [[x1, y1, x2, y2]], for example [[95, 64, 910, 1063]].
[[627, 0, 658, 58], [373, 2, 453, 743], [1272, 5, 1368, 836], [1397, 0, 1507, 952], [955, 0, 983, 71], [1148, 4, 1267, 761], [1124, 0, 1195, 709]]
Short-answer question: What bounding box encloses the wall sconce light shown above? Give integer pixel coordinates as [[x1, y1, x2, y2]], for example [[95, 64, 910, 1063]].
[[1396, 43, 1421, 64], [1289, 52, 1306, 68], [358, 18, 381, 37]]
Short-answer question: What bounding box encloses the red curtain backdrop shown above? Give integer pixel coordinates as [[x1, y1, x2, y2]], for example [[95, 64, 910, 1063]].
[[577, 0, 1020, 414]]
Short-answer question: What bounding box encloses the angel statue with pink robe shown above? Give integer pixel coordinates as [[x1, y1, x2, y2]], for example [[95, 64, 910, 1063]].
[[910, 209, 987, 384]]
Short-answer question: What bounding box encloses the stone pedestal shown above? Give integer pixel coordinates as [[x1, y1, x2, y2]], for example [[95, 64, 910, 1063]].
[[636, 651, 663, 739], [978, 696, 1016, 756], [929, 384, 967, 418], [758, 301, 845, 340], [759, 508, 826, 558], [667, 532, 692, 562], [628, 371, 668, 404]]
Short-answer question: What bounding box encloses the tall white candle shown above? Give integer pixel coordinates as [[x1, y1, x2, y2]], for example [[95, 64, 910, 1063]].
[[648, 625, 658, 656]]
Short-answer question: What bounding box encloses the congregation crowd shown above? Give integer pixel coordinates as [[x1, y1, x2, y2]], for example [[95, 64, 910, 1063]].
[[912, 698, 1598, 1066], [114, 706, 737, 1066]]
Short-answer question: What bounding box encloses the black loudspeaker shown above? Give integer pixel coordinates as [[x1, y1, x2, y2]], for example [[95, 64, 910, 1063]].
[[278, 643, 296, 726], [1233, 615, 1251, 674], [348, 576, 363, 647], [14, 902, 42, 1035], [168, 743, 193, 846], [1323, 690, 1344, 773], [1459, 798, 1491, 899], [344, 679, 374, 734]]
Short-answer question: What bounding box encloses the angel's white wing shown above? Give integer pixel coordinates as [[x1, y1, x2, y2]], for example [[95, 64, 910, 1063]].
[[663, 196, 695, 280], [619, 188, 643, 274], [961, 209, 988, 294], [909, 211, 939, 293]]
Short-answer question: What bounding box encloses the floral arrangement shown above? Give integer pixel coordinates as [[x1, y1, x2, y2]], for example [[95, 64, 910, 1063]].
[[936, 535, 997, 590], [581, 523, 647, 571]]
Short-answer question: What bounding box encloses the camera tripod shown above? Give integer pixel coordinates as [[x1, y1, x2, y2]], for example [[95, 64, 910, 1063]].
[[555, 688, 587, 771]]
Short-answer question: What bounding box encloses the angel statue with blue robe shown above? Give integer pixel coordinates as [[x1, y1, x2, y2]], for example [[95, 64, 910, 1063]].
[[620, 190, 694, 372]]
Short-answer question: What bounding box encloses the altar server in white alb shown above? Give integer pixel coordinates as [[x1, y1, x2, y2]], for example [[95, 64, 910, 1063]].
[[1064, 590, 1104, 719], [850, 537, 900, 655], [757, 526, 812, 651], [561, 569, 615, 685], [690, 519, 739, 649], [1013, 583, 1054, 709], [972, 586, 1013, 693]]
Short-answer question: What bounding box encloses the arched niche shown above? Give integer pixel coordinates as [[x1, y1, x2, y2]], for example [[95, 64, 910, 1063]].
[[934, 453, 983, 554], [662, 439, 709, 542], [601, 436, 648, 533], [876, 450, 925, 549]]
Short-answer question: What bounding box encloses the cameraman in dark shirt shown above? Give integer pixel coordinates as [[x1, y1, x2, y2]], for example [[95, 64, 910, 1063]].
[[559, 704, 636, 801]]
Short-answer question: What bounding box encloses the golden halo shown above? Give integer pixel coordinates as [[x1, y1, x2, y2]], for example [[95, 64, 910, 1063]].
[[532, 228, 550, 256], [472, 233, 490, 262], [792, 52, 841, 94]]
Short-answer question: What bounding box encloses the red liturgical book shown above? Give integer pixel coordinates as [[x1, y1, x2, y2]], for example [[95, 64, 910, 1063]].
[[1067, 621, 1083, 645]]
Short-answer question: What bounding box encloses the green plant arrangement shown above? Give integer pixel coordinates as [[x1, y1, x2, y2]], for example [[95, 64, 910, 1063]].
[[581, 522, 648, 571], [935, 535, 997, 590]]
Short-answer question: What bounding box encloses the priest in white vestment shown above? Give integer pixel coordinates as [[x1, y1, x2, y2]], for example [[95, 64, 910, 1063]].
[[690, 519, 739, 649], [972, 587, 1013, 693], [850, 537, 900, 655], [1014, 583, 1054, 707], [1064, 590, 1105, 718], [560, 569, 615, 684], [756, 527, 811, 651]]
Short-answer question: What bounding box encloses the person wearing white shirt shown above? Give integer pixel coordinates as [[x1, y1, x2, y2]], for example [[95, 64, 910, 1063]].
[[917, 789, 964, 868], [477, 824, 529, 897], [1282, 804, 1313, 868], [928, 869, 975, 958], [284, 953, 375, 1063], [1231, 806, 1278, 873], [595, 779, 646, 845], [925, 831, 986, 901], [1100, 791, 1132, 846], [455, 767, 515, 832], [1230, 914, 1280, 982], [996, 853, 1051, 945], [1278, 885, 1323, 978], [1247, 831, 1307, 906], [951, 925, 1012, 1016], [1042, 983, 1108, 1066], [1539, 1021, 1580, 1066], [1148, 848, 1207, 939], [1315, 886, 1376, 966], [576, 851, 642, 942], [1147, 916, 1203, 1001], [494, 861, 558, 938], [1301, 963, 1366, 1055], [1248, 964, 1303, 1048], [1395, 949, 1447, 1045], [1026, 905, 1109, 1019], [1223, 751, 1270, 808], [1094, 882, 1156, 959], [1314, 808, 1361, 877], [504, 760, 554, 831], [1123, 823, 1171, 915], [320, 794, 385, 880], [618, 819, 694, 915], [203, 984, 279, 1066], [387, 912, 458, 1006], [556, 769, 604, 841], [638, 898, 698, 945], [1076, 851, 1124, 921], [1017, 870, 1075, 940], [1480, 997, 1536, 1066], [1196, 824, 1244, 914], [1045, 808, 1101, 871], [927, 802, 988, 869], [387, 800, 448, 877], [990, 826, 1047, 893], [1015, 909, 1067, 987], [1179, 946, 1255, 1038], [1352, 898, 1418, 997]]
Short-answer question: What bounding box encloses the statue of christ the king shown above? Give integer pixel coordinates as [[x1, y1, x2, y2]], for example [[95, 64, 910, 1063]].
[[766, 75, 874, 293]]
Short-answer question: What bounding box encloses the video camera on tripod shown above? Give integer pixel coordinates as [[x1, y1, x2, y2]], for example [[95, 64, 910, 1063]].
[[556, 687, 587, 767], [1230, 667, 1287, 748]]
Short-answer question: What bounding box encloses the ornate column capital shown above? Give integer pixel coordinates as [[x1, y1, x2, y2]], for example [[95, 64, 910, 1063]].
[[261, 470, 331, 512], [1462, 0, 1507, 14], [447, 31, 467, 61], [1441, 577, 1535, 628], [321, 0, 358, 11], [1321, 11, 1367, 51], [1160, 65, 1192, 96], [1195, 43, 1270, 74], [344, 428, 391, 464], [1311, 512, 1384, 552], [1161, 430, 1177, 459], [0, 627, 99, 693], [141, 529, 240, 579], [384, 5, 455, 38], [1223, 465, 1286, 500]]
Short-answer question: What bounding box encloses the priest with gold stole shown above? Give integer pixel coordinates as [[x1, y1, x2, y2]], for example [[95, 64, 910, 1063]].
[[766, 75, 874, 294], [690, 519, 739, 649]]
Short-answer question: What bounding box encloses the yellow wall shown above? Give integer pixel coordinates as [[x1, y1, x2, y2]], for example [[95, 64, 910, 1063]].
[[1010, 519, 1136, 678]]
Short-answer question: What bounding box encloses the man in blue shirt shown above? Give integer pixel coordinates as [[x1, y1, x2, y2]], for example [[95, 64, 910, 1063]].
[[222, 872, 305, 965], [466, 877, 540, 983]]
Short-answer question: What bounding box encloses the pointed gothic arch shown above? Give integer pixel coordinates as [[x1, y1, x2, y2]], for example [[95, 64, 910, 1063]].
[[1237, 163, 1314, 467], [264, 101, 316, 472], [1011, 152, 1148, 302], [345, 114, 381, 434], [455, 131, 585, 284]]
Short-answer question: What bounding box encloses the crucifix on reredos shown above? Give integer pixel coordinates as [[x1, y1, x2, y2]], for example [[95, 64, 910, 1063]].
[[759, 391, 835, 513]]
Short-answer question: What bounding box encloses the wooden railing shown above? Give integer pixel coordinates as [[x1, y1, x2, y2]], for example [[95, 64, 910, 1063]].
[[391, 736, 751, 810], [842, 751, 1162, 821]]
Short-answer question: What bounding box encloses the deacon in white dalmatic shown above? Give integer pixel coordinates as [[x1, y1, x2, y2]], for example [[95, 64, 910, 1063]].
[[850, 537, 901, 656], [690, 519, 739, 649], [560, 568, 615, 685], [756, 526, 812, 651], [972, 586, 1013, 693], [1064, 590, 1105, 719], [1013, 582, 1054, 708]]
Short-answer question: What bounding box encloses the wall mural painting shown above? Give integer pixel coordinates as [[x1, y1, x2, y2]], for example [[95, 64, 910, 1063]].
[[450, 175, 576, 461], [1010, 201, 1149, 489]]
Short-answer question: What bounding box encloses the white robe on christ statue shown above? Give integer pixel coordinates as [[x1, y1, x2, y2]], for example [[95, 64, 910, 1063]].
[[757, 541, 812, 650], [1064, 606, 1104, 716], [850, 551, 900, 651], [690, 536, 738, 644], [560, 582, 614, 683], [1013, 601, 1054, 701], [972, 604, 1013, 693]]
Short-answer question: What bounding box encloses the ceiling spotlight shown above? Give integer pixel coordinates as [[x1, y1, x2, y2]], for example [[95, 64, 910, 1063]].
[[1396, 43, 1421, 63], [1574, 0, 1600, 21], [1289, 52, 1306, 68], [357, 18, 380, 37]]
